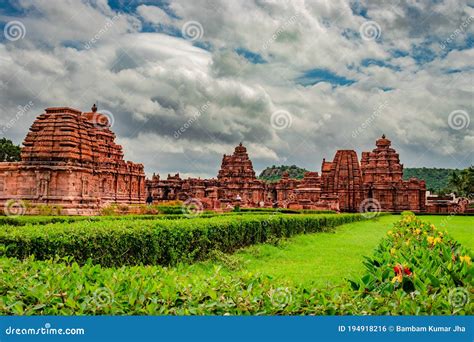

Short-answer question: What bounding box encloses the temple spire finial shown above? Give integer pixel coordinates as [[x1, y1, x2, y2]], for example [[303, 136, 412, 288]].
[[382, 134, 386, 139], [91, 104, 97, 113]]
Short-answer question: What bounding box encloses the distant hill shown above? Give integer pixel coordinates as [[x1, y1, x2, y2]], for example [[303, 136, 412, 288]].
[[403, 167, 458, 193], [259, 165, 308, 182], [259, 165, 456, 193]]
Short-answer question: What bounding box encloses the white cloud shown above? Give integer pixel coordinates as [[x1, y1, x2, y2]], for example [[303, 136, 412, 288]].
[[0, 0, 472, 178]]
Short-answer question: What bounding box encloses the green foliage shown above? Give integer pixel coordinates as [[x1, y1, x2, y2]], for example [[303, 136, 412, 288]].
[[0, 214, 368, 267], [447, 166, 474, 198], [0, 214, 471, 315], [259, 165, 309, 182], [403, 167, 459, 193], [348, 212, 473, 314], [0, 138, 21, 162], [156, 205, 185, 215], [239, 208, 335, 214]]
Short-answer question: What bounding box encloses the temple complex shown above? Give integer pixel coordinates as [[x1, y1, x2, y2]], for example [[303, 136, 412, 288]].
[[147, 136, 428, 213], [0, 105, 467, 215], [0, 105, 145, 214]]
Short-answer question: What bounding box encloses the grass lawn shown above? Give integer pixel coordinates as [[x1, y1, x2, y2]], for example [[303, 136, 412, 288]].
[[220, 215, 473, 288]]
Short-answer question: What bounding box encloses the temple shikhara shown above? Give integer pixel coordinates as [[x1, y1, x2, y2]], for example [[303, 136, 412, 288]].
[[0, 105, 145, 214], [0, 105, 468, 215], [147, 137, 426, 212]]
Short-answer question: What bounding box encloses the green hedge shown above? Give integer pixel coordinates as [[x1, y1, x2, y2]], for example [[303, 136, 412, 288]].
[[0, 211, 281, 227], [238, 208, 336, 214], [0, 214, 471, 315], [0, 214, 368, 267]]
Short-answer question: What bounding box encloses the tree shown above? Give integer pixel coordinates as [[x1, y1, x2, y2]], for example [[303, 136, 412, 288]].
[[0, 138, 21, 162], [447, 166, 474, 198], [448, 171, 462, 193]]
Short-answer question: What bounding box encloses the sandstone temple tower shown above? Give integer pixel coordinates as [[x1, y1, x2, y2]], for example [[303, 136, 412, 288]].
[[0, 105, 145, 214], [360, 134, 426, 212], [217, 143, 265, 207], [146, 136, 427, 213], [321, 150, 363, 212]]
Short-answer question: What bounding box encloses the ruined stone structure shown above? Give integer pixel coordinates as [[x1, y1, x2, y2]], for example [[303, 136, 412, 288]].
[[321, 150, 363, 212], [147, 135, 428, 213], [217, 143, 265, 207], [360, 135, 426, 212], [425, 194, 470, 214], [0, 105, 145, 214], [1, 105, 460, 215], [147, 173, 220, 209]]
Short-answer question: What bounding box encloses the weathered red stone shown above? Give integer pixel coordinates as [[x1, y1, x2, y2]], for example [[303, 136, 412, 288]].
[[321, 150, 363, 212], [360, 135, 426, 212], [1, 110, 465, 215], [147, 136, 431, 213], [0, 105, 145, 214]]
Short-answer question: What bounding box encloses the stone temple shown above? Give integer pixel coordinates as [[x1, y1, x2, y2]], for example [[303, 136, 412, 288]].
[[0, 105, 467, 214], [0, 105, 145, 214], [148, 136, 427, 212]]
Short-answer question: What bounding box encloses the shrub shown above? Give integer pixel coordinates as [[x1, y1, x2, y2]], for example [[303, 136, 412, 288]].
[[347, 212, 473, 314], [0, 214, 369, 267], [0, 213, 470, 315]]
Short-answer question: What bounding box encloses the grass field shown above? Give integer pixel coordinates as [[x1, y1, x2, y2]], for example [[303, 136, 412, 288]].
[[204, 215, 473, 287], [1, 213, 472, 315]]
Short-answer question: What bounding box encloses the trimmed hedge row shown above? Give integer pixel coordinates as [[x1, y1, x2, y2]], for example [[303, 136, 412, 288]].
[[1, 213, 471, 315], [0, 211, 280, 227], [238, 208, 336, 214], [0, 214, 369, 267]]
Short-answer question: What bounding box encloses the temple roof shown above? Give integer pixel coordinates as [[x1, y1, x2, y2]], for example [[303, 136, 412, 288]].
[[20, 105, 127, 166], [376, 134, 391, 148]]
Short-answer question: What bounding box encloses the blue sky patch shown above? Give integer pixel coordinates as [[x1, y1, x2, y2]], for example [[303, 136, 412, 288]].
[[361, 58, 401, 71], [296, 68, 355, 87], [235, 48, 266, 64]]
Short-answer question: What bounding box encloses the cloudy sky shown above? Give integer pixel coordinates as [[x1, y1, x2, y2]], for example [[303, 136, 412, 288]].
[[0, 0, 473, 178]]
